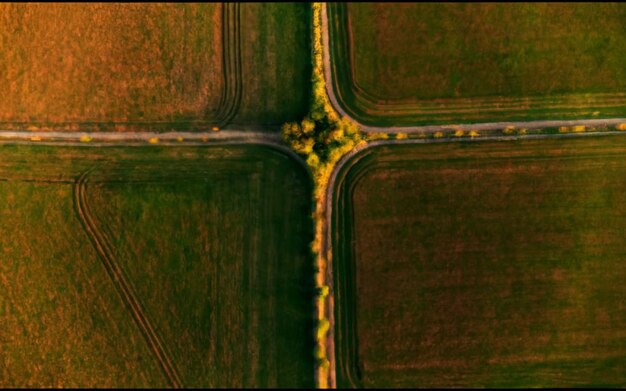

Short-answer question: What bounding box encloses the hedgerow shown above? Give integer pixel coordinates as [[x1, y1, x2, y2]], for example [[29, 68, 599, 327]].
[[282, 4, 365, 201], [280, 3, 365, 388]]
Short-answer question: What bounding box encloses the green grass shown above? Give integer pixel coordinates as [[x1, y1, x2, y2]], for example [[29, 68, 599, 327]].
[[328, 3, 626, 126], [333, 135, 626, 387], [0, 181, 167, 388], [0, 144, 315, 387]]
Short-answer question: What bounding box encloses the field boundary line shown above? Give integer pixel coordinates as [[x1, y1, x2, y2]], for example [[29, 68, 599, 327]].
[[73, 169, 184, 388], [321, 3, 626, 134]]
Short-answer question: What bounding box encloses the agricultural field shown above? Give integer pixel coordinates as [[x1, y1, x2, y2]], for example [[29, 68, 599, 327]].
[[0, 144, 315, 388], [327, 3, 626, 126], [233, 3, 311, 127], [0, 3, 310, 131], [4, 1, 626, 389], [333, 135, 626, 388]]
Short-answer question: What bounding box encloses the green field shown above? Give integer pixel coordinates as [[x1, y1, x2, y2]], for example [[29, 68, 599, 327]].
[[328, 3, 626, 126], [333, 135, 626, 387], [0, 144, 315, 388], [233, 3, 311, 127], [0, 3, 309, 131]]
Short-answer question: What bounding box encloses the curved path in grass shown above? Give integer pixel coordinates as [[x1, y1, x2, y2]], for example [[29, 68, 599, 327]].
[[214, 3, 243, 128], [74, 169, 184, 388]]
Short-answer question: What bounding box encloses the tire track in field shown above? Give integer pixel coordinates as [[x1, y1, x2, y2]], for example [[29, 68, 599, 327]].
[[323, 142, 373, 389], [73, 169, 183, 388], [214, 2, 242, 128]]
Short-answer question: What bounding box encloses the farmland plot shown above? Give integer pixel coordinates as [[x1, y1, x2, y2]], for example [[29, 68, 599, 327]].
[[233, 3, 311, 127], [0, 3, 310, 131], [328, 3, 626, 126], [0, 144, 314, 388], [333, 136, 626, 387]]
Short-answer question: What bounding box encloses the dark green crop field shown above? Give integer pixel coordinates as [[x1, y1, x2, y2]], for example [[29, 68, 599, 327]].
[[233, 3, 311, 127], [0, 144, 314, 388], [328, 3, 626, 126], [333, 135, 626, 387], [0, 3, 309, 131]]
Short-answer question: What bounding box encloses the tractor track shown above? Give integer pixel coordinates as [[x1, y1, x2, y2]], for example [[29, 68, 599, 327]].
[[73, 168, 183, 388], [214, 2, 242, 128]]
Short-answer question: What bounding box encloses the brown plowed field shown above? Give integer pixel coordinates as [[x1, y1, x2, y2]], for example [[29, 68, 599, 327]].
[[0, 3, 310, 131]]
